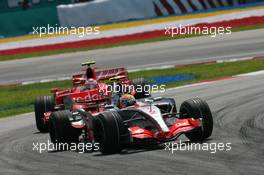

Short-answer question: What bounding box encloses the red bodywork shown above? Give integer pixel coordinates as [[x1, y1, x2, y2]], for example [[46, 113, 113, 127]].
[[72, 101, 203, 144], [44, 65, 132, 123], [72, 67, 129, 86], [125, 103, 202, 142], [129, 118, 201, 141]]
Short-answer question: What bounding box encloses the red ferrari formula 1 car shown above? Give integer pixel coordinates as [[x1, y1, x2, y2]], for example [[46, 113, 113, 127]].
[[48, 97, 213, 154], [34, 61, 150, 133]]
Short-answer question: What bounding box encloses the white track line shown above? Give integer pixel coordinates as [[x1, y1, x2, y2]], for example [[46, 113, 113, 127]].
[[19, 56, 263, 85]]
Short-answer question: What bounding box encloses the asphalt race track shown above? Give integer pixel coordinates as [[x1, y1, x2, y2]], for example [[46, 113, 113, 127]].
[[1, 29, 264, 85], [0, 72, 264, 175]]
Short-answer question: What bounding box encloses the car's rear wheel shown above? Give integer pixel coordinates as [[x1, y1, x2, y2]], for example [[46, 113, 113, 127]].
[[132, 78, 151, 99], [95, 111, 130, 154], [180, 98, 213, 141], [49, 110, 81, 148], [34, 96, 55, 132]]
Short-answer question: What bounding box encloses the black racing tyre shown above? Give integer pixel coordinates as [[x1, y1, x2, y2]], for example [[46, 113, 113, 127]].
[[49, 110, 81, 147], [96, 111, 129, 154], [34, 96, 55, 132], [179, 98, 213, 141], [132, 78, 151, 99]]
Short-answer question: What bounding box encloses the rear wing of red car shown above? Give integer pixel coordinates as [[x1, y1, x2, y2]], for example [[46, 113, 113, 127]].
[[96, 67, 128, 81], [72, 67, 128, 85]]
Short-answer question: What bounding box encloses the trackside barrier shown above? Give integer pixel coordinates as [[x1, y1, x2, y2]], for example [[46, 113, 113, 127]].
[[0, 6, 59, 37], [57, 0, 256, 27]]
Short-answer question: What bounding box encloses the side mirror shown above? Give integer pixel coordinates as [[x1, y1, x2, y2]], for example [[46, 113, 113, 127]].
[[50, 88, 59, 93], [72, 77, 86, 86], [145, 98, 154, 103]]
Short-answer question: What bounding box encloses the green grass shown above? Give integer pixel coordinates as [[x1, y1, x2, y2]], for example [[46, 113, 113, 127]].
[[1, 59, 264, 118], [1, 24, 264, 62], [132, 59, 264, 88], [0, 81, 72, 117]]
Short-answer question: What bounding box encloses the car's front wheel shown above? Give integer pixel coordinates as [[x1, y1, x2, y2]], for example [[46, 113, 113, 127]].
[[95, 111, 130, 154], [180, 98, 213, 141], [34, 96, 55, 132], [49, 110, 81, 148]]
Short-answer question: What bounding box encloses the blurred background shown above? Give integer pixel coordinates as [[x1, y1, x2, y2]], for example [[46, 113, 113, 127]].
[[0, 0, 263, 37], [1, 1, 264, 175]]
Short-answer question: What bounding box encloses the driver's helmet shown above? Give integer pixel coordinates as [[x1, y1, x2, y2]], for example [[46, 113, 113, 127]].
[[119, 94, 136, 108], [82, 78, 98, 91]]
